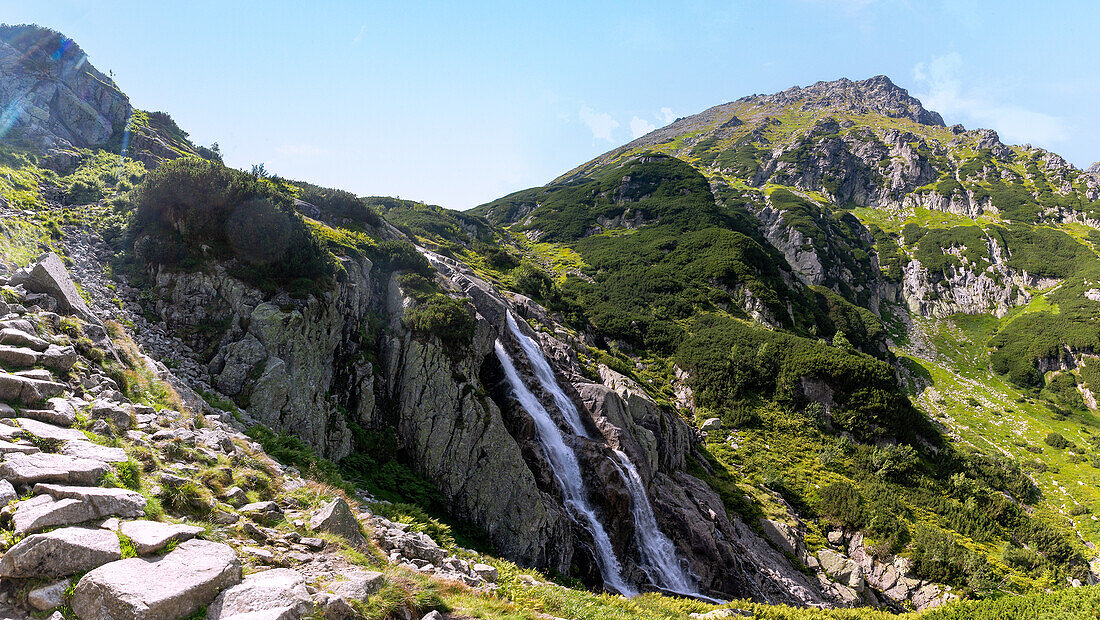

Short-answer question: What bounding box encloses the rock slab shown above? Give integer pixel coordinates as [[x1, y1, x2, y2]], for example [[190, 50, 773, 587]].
[[71, 539, 242, 620], [205, 567, 312, 619], [0, 526, 121, 578]]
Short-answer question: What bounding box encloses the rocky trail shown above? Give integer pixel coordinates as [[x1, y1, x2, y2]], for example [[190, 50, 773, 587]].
[[0, 247, 499, 618]]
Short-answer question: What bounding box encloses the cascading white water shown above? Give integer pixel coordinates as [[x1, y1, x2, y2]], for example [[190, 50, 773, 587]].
[[612, 449, 700, 596], [502, 311, 703, 598], [505, 312, 591, 438], [493, 339, 637, 596]]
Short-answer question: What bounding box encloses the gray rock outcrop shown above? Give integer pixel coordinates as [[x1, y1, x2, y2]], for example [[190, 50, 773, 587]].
[[70, 539, 242, 620]]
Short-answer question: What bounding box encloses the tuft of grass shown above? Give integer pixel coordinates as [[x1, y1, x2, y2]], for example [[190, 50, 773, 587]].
[[117, 532, 137, 558]]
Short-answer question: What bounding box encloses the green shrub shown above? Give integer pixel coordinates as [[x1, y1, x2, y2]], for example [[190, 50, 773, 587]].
[[403, 294, 474, 350], [815, 481, 865, 529], [297, 182, 382, 228], [1044, 432, 1070, 450], [67, 179, 104, 205], [131, 157, 334, 296], [513, 261, 554, 299], [246, 425, 346, 489]]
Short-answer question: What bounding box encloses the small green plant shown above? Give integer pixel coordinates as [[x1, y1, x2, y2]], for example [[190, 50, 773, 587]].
[[116, 460, 142, 490], [117, 532, 137, 558], [158, 481, 212, 517], [1044, 432, 1071, 450]]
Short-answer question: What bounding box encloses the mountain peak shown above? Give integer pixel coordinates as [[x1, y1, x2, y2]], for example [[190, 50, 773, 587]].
[[744, 75, 944, 126]]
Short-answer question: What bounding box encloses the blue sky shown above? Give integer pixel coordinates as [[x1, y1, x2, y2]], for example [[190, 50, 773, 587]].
[[3, 1, 1098, 208]]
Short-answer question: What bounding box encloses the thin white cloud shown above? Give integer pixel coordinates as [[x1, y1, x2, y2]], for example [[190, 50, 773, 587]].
[[913, 53, 1066, 145], [579, 106, 619, 143], [630, 116, 656, 139], [353, 24, 367, 44], [659, 107, 675, 124]]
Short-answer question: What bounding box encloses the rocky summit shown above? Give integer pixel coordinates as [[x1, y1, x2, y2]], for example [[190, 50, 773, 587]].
[[1, 20, 1100, 620]]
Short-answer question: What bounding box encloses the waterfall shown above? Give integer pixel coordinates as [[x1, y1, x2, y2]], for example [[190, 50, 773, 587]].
[[505, 312, 591, 438], [500, 311, 704, 598], [612, 449, 700, 596], [493, 340, 636, 596]]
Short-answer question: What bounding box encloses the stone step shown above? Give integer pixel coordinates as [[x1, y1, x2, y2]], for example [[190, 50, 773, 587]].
[[70, 539, 242, 620], [12, 496, 94, 535], [12, 484, 146, 535], [34, 483, 146, 518], [60, 440, 127, 463], [0, 526, 121, 578], [0, 439, 40, 456], [0, 421, 26, 441], [14, 369, 54, 382], [117, 520, 204, 555], [0, 328, 48, 352], [17, 406, 76, 428], [0, 372, 65, 406], [14, 417, 86, 442], [206, 568, 312, 620], [0, 345, 39, 368], [0, 452, 110, 486]]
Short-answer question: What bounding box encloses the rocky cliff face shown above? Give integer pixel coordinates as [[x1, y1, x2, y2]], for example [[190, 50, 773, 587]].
[[135, 228, 838, 604], [0, 26, 130, 154]]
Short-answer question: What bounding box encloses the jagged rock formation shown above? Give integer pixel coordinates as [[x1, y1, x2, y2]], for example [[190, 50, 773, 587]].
[[0, 25, 129, 153], [0, 25, 198, 170], [749, 75, 946, 126]]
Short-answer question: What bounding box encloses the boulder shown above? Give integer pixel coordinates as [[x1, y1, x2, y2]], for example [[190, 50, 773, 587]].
[[224, 486, 247, 507], [0, 526, 121, 577], [0, 345, 39, 367], [310, 498, 365, 546], [912, 583, 948, 610], [41, 345, 78, 371], [700, 417, 722, 431], [314, 592, 358, 620], [760, 519, 804, 557], [472, 563, 499, 582], [0, 372, 66, 405], [817, 549, 864, 591], [89, 399, 133, 430], [9, 253, 98, 323], [27, 577, 71, 611], [0, 478, 16, 504], [119, 520, 204, 555], [327, 569, 385, 601], [70, 539, 242, 620], [206, 567, 312, 619], [240, 500, 283, 525], [0, 452, 110, 485]]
